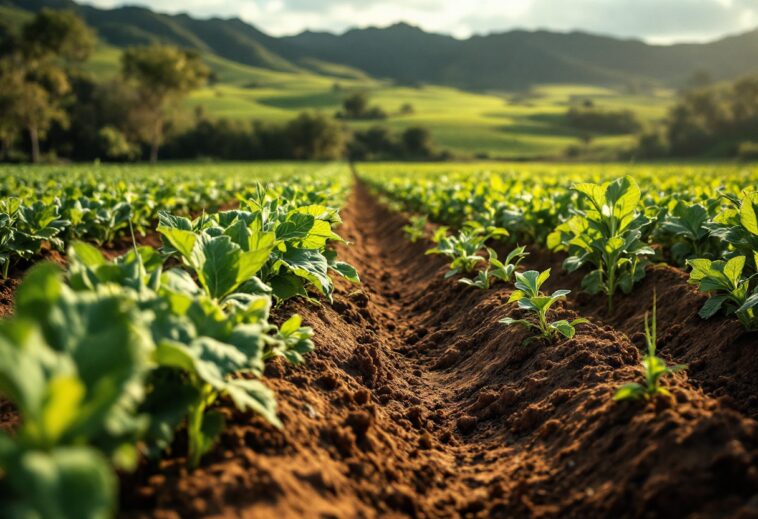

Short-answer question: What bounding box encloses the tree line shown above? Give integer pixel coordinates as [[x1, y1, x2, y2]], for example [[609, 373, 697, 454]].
[[0, 9, 441, 163], [634, 75, 758, 160]]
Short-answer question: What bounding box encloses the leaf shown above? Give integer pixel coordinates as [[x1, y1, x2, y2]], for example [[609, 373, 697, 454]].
[[1, 445, 116, 519], [70, 242, 106, 268], [281, 248, 331, 299], [279, 315, 302, 336], [224, 378, 282, 429], [223, 219, 252, 250], [613, 383, 645, 401], [739, 192, 758, 236], [268, 273, 308, 301], [581, 270, 604, 295], [499, 317, 536, 330], [158, 227, 197, 260], [607, 176, 641, 219], [549, 320, 576, 339], [331, 261, 360, 283], [723, 255, 745, 286], [275, 213, 315, 242], [196, 235, 242, 299], [698, 295, 729, 319]]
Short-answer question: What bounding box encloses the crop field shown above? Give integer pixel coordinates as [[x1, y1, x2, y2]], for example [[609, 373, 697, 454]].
[[0, 161, 757, 518], [87, 43, 671, 159]]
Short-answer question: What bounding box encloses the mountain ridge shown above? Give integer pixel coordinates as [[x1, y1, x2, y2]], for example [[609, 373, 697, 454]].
[[3, 0, 758, 89]]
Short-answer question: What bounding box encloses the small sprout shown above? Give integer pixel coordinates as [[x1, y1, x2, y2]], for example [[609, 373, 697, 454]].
[[499, 268, 588, 340], [426, 222, 508, 278], [402, 215, 428, 243], [614, 292, 687, 402], [459, 245, 528, 289]]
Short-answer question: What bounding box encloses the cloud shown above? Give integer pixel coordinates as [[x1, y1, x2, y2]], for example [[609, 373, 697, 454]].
[[80, 0, 756, 43]]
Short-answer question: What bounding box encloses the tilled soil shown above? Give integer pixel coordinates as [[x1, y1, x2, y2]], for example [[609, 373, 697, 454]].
[[121, 184, 758, 519]]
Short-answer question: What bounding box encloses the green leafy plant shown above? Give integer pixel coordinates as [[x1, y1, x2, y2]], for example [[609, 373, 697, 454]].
[[686, 255, 758, 330], [0, 198, 69, 278], [426, 222, 508, 278], [402, 215, 427, 243], [614, 293, 687, 401], [707, 190, 758, 273], [548, 176, 654, 312], [499, 269, 588, 340], [459, 245, 528, 289], [654, 200, 721, 266]]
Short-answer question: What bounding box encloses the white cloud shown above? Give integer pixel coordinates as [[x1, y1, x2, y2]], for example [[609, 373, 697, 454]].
[[80, 0, 755, 43]]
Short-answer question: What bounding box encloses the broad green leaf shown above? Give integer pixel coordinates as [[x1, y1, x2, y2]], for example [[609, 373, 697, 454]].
[[158, 227, 197, 260], [224, 378, 282, 428], [723, 255, 745, 286], [276, 213, 315, 241], [196, 235, 241, 299], [699, 295, 729, 319], [739, 192, 758, 236], [70, 242, 106, 268]]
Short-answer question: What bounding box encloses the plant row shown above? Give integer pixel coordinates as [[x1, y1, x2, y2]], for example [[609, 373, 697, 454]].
[[366, 165, 758, 329], [0, 163, 346, 277], [0, 178, 358, 518]]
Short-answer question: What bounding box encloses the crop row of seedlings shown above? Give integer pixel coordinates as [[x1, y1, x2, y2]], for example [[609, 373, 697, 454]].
[[0, 177, 358, 518], [364, 166, 758, 330], [0, 163, 346, 277], [365, 168, 757, 403]]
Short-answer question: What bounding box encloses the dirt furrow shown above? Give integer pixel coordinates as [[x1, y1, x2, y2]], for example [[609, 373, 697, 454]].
[[122, 183, 758, 519]]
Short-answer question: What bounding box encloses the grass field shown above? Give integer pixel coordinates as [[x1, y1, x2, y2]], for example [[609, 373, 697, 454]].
[[87, 45, 673, 159]]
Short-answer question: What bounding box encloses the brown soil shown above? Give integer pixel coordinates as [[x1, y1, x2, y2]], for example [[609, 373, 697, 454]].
[[120, 184, 758, 519], [535, 252, 758, 421]]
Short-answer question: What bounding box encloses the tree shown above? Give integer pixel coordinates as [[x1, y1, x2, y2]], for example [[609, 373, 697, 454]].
[[22, 9, 96, 62], [0, 9, 95, 162], [121, 46, 209, 163], [285, 112, 345, 160], [343, 92, 369, 118]]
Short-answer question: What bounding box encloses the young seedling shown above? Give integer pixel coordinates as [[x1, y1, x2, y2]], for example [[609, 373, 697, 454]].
[[614, 293, 687, 401], [499, 269, 588, 340], [402, 215, 428, 243], [459, 245, 528, 289], [426, 222, 508, 278]]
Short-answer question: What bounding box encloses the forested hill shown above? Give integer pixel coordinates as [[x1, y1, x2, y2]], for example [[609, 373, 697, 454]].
[[4, 0, 758, 89]]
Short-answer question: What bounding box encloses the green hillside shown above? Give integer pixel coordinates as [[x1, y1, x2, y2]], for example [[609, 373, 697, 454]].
[[80, 41, 671, 158], [4, 0, 682, 158]]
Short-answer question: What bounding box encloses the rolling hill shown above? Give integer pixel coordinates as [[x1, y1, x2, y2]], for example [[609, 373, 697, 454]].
[[3, 0, 758, 90]]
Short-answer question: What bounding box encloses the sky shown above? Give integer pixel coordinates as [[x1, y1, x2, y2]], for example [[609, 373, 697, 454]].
[[81, 0, 758, 44]]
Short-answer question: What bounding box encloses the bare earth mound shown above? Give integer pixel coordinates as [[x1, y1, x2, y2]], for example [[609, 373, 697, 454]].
[[114, 184, 758, 518]]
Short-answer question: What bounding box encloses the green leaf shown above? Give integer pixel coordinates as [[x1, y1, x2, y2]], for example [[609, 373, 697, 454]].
[[739, 192, 758, 236], [224, 378, 282, 428], [70, 242, 106, 268], [276, 213, 315, 242], [158, 227, 197, 260], [281, 248, 332, 299], [723, 256, 745, 286], [581, 270, 604, 295], [549, 320, 576, 338], [195, 235, 242, 299], [499, 317, 537, 330], [613, 383, 645, 401], [699, 295, 729, 319], [279, 315, 302, 336], [269, 273, 308, 301], [1, 445, 116, 519]]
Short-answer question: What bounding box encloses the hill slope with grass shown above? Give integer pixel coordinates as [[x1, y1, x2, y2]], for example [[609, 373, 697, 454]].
[[4, 0, 758, 90]]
